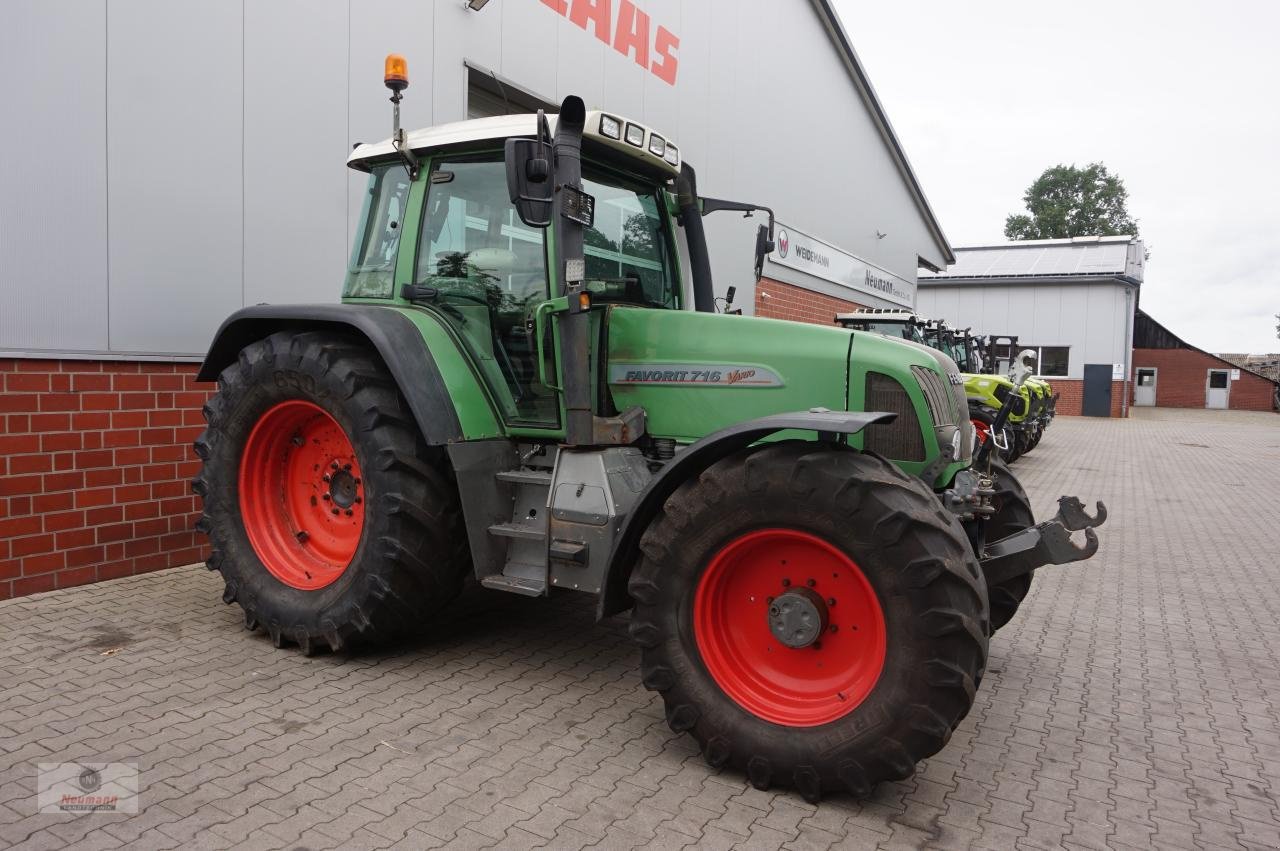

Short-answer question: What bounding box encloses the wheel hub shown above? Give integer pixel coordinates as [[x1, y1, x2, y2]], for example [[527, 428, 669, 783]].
[[327, 466, 360, 509], [767, 587, 829, 649]]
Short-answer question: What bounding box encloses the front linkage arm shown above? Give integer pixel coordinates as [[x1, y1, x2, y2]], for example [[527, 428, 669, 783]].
[[980, 496, 1108, 587]]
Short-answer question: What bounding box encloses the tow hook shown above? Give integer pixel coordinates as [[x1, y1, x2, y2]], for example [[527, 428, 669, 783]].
[[980, 495, 1109, 587]]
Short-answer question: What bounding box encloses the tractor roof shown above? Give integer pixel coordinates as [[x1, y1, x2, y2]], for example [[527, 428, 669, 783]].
[[347, 110, 680, 181], [835, 309, 920, 323]]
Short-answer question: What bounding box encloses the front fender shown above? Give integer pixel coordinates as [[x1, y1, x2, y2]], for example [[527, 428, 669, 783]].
[[596, 409, 895, 618], [198, 304, 493, 446]]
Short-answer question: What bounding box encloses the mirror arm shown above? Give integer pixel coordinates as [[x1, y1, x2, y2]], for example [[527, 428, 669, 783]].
[[389, 90, 420, 180]]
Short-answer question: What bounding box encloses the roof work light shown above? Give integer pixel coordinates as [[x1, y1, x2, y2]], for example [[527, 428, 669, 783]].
[[384, 54, 408, 92]]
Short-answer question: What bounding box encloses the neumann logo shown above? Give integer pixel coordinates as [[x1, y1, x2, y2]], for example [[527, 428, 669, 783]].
[[776, 229, 789, 258], [864, 270, 903, 298], [541, 0, 680, 85]]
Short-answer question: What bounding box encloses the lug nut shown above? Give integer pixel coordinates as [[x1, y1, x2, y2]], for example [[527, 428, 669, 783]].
[[322, 474, 331, 483], [296, 530, 309, 543], [322, 493, 331, 501], [827, 598, 836, 607], [331, 508, 340, 515], [354, 497, 362, 504], [344, 509, 353, 517], [781, 578, 791, 587], [331, 461, 339, 470], [343, 464, 351, 471], [806, 578, 816, 587], [829, 624, 838, 634]]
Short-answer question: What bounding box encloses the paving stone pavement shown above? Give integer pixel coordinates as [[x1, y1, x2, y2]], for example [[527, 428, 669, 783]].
[[2, 407, 1279, 850]]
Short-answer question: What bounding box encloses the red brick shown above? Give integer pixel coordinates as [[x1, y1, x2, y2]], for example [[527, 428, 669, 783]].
[[115, 447, 150, 466], [11, 534, 54, 557], [64, 544, 106, 568], [96, 523, 135, 544], [5, 414, 31, 433], [139, 362, 176, 374], [50, 374, 71, 392], [30, 413, 72, 432], [38, 393, 81, 413], [0, 434, 40, 455], [103, 430, 141, 448], [9, 455, 52, 475], [72, 374, 113, 392], [105, 542, 125, 560], [84, 468, 124, 488], [0, 393, 39, 413], [71, 412, 112, 430], [44, 510, 85, 532], [125, 501, 161, 521], [148, 409, 183, 427], [112, 373, 150, 391], [174, 392, 209, 408], [56, 565, 98, 588], [149, 374, 186, 391], [1132, 348, 1277, 411], [52, 453, 74, 471], [0, 559, 23, 581], [85, 506, 123, 526], [124, 537, 160, 558], [97, 560, 134, 581], [14, 573, 57, 596], [122, 467, 142, 485], [33, 492, 74, 513], [151, 481, 186, 499], [5, 372, 51, 392], [75, 488, 115, 508], [175, 426, 203, 444], [83, 431, 103, 450], [134, 518, 167, 538], [114, 484, 150, 504], [42, 471, 84, 492], [55, 528, 97, 550], [142, 463, 176, 483], [81, 393, 120, 411], [8, 496, 31, 515], [151, 444, 189, 462], [74, 449, 114, 470], [121, 392, 156, 409], [39, 432, 81, 452], [111, 411, 148, 428], [161, 496, 195, 516], [0, 516, 42, 538], [21, 551, 65, 575], [0, 475, 42, 497], [140, 427, 174, 445], [16, 359, 60, 372]]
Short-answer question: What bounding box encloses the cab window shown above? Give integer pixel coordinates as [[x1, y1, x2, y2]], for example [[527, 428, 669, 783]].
[[582, 169, 678, 309], [344, 163, 410, 298]]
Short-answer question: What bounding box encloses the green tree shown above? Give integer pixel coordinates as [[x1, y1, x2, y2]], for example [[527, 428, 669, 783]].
[[1005, 163, 1139, 240]]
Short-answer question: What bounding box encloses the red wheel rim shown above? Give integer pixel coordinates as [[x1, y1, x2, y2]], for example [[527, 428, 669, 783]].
[[693, 529, 887, 727], [239, 400, 365, 590], [971, 418, 991, 445]]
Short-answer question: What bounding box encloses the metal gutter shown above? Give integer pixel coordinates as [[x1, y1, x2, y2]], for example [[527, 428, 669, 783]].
[[809, 0, 955, 268]]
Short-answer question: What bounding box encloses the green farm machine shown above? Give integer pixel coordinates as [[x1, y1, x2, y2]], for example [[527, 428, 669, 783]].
[[193, 57, 1106, 801]]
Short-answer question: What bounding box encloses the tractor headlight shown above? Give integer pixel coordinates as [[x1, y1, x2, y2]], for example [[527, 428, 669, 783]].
[[625, 123, 645, 147], [664, 143, 679, 167], [951, 428, 963, 460], [600, 114, 622, 140], [648, 134, 666, 157]]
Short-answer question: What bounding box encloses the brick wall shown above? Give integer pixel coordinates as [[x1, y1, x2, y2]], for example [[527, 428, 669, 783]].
[[1132, 348, 1277, 411], [0, 359, 212, 600], [1048, 379, 1127, 417], [754, 277, 866, 325]]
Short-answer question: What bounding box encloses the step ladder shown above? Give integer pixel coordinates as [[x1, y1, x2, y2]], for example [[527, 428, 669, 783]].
[[480, 468, 552, 596]]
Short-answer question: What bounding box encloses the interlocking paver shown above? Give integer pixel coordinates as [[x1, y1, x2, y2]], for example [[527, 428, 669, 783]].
[[2, 408, 1280, 848]]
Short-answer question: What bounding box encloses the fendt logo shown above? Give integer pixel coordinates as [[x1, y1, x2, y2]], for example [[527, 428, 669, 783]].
[[541, 0, 680, 86], [777, 229, 790, 258]]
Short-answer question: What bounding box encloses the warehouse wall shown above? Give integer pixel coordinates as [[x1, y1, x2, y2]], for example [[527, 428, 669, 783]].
[[1, 0, 947, 362], [1132, 349, 1277, 412], [917, 281, 1135, 382]]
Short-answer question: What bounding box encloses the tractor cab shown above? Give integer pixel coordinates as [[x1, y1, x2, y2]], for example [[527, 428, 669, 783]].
[[835, 308, 927, 346]]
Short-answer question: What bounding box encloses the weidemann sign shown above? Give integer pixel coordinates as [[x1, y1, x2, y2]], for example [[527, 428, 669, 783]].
[[769, 223, 916, 308]]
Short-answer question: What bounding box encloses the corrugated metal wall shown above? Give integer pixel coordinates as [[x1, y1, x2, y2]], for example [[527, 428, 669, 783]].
[[1, 0, 946, 359]]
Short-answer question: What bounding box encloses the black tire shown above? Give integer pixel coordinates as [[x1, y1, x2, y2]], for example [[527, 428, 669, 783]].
[[985, 457, 1036, 631], [628, 442, 988, 802], [193, 331, 469, 654], [1007, 428, 1026, 463]]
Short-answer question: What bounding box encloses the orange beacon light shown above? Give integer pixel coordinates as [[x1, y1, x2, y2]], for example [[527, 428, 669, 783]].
[[384, 54, 408, 92]]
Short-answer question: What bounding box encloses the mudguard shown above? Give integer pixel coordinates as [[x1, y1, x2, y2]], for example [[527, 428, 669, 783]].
[[597, 409, 895, 618], [197, 304, 466, 445]]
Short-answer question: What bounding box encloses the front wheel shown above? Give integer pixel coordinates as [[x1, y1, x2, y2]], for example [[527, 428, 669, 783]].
[[628, 443, 988, 802]]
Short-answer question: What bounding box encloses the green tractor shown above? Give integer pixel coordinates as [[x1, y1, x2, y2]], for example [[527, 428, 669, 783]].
[[193, 61, 1106, 801]]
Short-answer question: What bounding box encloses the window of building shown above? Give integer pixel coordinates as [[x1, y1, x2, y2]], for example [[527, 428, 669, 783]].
[[1036, 346, 1070, 377], [466, 65, 554, 119]]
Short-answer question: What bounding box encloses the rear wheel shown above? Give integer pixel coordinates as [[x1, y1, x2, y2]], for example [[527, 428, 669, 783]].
[[193, 331, 470, 653], [985, 457, 1036, 631], [628, 442, 988, 802]]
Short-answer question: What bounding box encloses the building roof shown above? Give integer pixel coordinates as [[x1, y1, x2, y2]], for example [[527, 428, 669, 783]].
[[919, 235, 1144, 284]]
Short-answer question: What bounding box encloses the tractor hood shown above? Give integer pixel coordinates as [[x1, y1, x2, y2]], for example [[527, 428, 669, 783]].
[[603, 307, 966, 461]]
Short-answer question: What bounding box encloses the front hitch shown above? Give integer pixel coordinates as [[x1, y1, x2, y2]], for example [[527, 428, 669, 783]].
[[980, 495, 1108, 587]]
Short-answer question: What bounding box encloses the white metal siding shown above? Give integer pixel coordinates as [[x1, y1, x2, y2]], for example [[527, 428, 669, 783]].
[[917, 282, 1134, 380], [2, 0, 946, 359]]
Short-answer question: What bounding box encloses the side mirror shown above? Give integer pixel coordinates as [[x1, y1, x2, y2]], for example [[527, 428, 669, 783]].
[[505, 110, 554, 228], [753, 223, 774, 282]]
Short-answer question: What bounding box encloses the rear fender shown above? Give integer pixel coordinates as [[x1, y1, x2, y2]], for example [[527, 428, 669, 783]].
[[596, 410, 894, 618], [198, 304, 496, 445]]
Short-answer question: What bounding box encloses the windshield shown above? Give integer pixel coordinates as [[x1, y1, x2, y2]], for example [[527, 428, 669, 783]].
[[856, 321, 925, 344], [344, 164, 411, 298]]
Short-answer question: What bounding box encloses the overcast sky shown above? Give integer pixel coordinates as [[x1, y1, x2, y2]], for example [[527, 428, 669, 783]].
[[832, 0, 1280, 354]]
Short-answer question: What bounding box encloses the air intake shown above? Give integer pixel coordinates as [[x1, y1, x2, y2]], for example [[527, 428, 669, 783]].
[[863, 372, 925, 461]]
